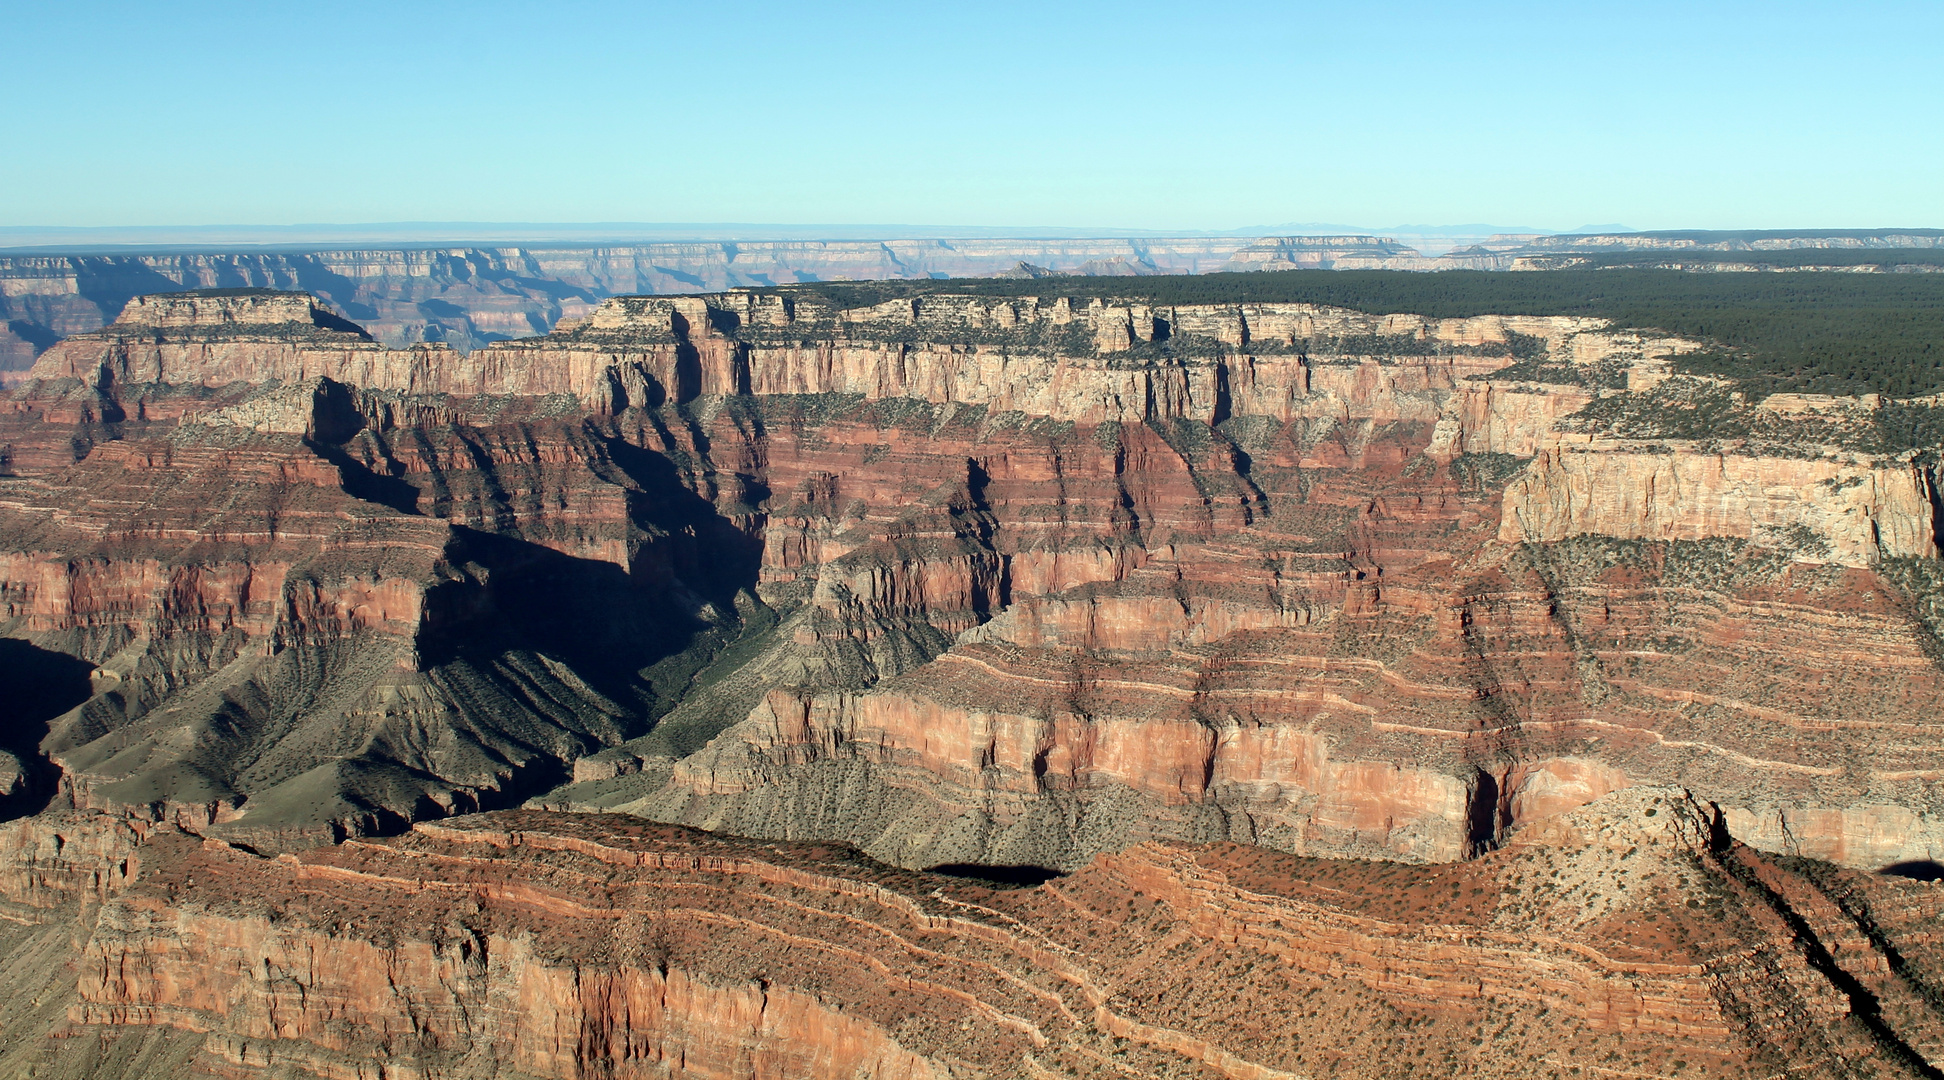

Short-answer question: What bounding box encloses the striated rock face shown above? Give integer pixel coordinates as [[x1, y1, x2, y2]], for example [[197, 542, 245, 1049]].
[[1502, 445, 1941, 564], [3, 798, 1938, 1079], [1, 292, 773, 845], [1513, 230, 1944, 254], [10, 280, 1944, 1076], [0, 239, 1265, 365], [466, 290, 1633, 425], [5, 284, 1944, 875], [0, 810, 146, 906], [25, 287, 467, 395], [10, 231, 1934, 368], [1219, 234, 1435, 271]]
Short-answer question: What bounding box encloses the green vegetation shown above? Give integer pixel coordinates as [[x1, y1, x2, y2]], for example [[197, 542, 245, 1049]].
[[759, 269, 1944, 399], [1563, 376, 1944, 454], [1477, 355, 1630, 389], [1449, 452, 1529, 494], [1312, 331, 1526, 360], [1568, 228, 1944, 244], [1564, 378, 1750, 442], [1553, 249, 1944, 270], [1516, 533, 1844, 599], [721, 305, 1101, 354]]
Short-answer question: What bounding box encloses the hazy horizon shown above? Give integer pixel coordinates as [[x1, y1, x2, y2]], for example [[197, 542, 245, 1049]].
[[0, 219, 1580, 250], [0, 221, 1609, 260], [5, 1, 1938, 232]]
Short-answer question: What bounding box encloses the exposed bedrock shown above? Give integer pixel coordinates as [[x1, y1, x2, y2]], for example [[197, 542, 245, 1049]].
[[4, 796, 1942, 1078], [0, 343, 768, 844], [27, 290, 1628, 429], [1503, 445, 1942, 564], [0, 239, 1278, 365], [646, 534, 1944, 871], [471, 292, 1634, 428], [3, 287, 1944, 873]]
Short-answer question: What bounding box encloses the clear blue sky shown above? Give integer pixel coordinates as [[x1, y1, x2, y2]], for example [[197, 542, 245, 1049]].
[[4, 0, 1939, 232]]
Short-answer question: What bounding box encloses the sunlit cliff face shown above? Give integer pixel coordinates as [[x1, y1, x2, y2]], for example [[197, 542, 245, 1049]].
[[5, 288, 1943, 869], [8, 792, 1944, 1079], [6, 285, 1944, 1076]]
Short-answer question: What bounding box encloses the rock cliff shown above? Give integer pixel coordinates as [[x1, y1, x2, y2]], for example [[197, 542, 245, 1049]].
[[6, 287, 1944, 871], [10, 231, 1936, 369], [0, 238, 1274, 366], [5, 796, 1944, 1078], [1502, 444, 1942, 564], [8, 282, 1944, 1074]]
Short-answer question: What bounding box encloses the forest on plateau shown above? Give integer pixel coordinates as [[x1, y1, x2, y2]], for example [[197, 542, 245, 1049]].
[[775, 268, 1944, 399]]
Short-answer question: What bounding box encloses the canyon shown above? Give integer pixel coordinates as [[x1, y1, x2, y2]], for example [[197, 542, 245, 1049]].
[[0, 237, 1274, 366], [4, 283, 1944, 1076], [6, 792, 1944, 1078], [10, 228, 1936, 370]]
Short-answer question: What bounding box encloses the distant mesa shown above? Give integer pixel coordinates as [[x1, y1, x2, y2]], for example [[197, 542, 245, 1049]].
[[996, 260, 1064, 279], [1220, 234, 1430, 271], [121, 289, 371, 337], [4, 227, 1942, 371], [1526, 227, 1944, 252]]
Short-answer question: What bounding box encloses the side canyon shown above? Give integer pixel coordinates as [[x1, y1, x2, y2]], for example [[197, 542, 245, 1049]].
[[3, 285, 1943, 1076]]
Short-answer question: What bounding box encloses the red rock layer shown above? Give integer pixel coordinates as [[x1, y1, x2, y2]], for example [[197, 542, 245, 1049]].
[[7, 287, 1944, 871], [0, 362, 757, 844], [652, 403, 1944, 870], [7, 797, 1934, 1079]]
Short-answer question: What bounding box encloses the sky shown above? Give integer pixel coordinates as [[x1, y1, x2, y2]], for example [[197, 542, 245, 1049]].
[[3, 0, 1940, 233]]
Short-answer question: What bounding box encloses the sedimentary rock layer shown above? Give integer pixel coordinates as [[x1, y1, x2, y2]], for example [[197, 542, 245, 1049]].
[[0, 238, 1275, 365], [5, 795, 1942, 1079], [1502, 444, 1941, 563], [6, 286, 1944, 873], [9, 281, 1944, 1078], [9, 230, 1934, 366]]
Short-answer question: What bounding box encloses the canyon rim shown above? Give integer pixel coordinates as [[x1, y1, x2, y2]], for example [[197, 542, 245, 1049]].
[[0, 261, 1940, 1077]]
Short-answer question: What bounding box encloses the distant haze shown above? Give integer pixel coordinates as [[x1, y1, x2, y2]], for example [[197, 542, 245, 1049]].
[[0, 221, 1560, 257], [2, 1, 1937, 231]]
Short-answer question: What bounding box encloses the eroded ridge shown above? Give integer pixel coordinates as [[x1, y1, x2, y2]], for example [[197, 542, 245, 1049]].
[[0, 795, 1916, 1078], [4, 285, 1944, 871]]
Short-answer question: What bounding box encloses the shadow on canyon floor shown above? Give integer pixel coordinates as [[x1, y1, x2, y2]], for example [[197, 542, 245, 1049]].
[[0, 638, 94, 819], [924, 864, 1064, 888], [422, 526, 724, 725]]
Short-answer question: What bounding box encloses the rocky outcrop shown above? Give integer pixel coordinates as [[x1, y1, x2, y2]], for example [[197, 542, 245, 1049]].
[[0, 810, 146, 907], [0, 408, 672, 845], [10, 278, 1944, 1075], [25, 288, 469, 395], [0, 239, 1266, 365], [7, 285, 1944, 873], [644, 517, 1944, 872], [1, 798, 1933, 1078], [9, 232, 1937, 369], [468, 290, 1633, 425], [0, 297, 776, 844], [1502, 444, 1942, 566]]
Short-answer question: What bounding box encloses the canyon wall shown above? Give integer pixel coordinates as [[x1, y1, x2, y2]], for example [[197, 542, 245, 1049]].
[[10, 282, 1944, 1075], [7, 797, 1944, 1078], [11, 230, 1937, 368], [0, 237, 1287, 366], [4, 286, 1944, 876], [1502, 444, 1942, 564]]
